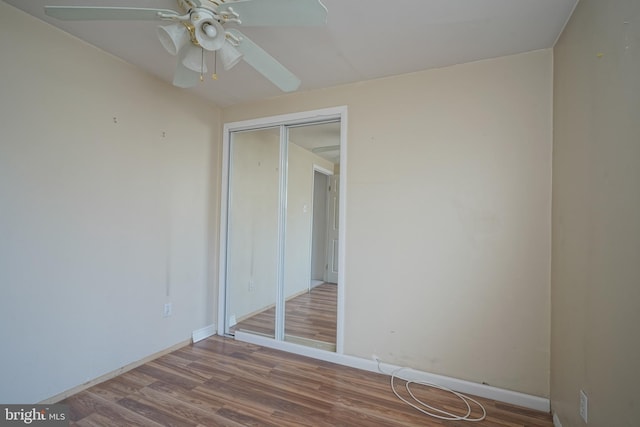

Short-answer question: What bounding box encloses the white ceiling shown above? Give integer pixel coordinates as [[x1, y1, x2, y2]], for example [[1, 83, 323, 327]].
[[4, 0, 577, 108]]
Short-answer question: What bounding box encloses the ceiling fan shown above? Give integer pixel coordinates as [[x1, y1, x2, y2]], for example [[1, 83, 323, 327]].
[[44, 0, 327, 91]]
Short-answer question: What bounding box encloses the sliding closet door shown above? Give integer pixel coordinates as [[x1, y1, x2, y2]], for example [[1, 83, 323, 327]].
[[220, 109, 345, 354], [284, 122, 340, 351], [225, 128, 280, 337]]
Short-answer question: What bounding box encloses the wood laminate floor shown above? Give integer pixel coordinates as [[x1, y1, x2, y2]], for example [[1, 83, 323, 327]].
[[231, 283, 337, 347], [62, 335, 553, 426]]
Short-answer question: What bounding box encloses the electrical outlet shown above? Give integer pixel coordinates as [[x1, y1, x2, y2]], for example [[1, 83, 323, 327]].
[[163, 303, 172, 318], [579, 389, 588, 423]]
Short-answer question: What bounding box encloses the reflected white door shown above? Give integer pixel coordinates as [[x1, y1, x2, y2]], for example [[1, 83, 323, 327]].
[[326, 174, 339, 283], [311, 171, 329, 283]]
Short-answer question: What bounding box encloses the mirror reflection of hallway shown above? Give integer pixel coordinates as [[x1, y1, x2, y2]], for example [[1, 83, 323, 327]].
[[227, 121, 340, 351]]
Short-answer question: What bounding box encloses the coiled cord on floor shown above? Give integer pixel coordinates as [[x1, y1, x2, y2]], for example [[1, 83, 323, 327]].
[[377, 360, 487, 422]]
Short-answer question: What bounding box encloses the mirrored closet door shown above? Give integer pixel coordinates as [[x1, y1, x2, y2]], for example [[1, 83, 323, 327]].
[[225, 127, 280, 339], [223, 118, 341, 352]]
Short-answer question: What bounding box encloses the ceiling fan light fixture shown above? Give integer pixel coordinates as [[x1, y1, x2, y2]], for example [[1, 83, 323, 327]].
[[219, 40, 243, 70], [182, 44, 207, 73], [42, 0, 330, 92], [157, 23, 189, 56], [192, 10, 225, 51]]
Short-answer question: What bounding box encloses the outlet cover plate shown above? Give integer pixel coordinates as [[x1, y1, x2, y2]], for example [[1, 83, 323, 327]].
[[579, 389, 588, 423]]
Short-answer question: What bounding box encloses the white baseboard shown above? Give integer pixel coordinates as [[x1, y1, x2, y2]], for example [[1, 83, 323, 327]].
[[192, 323, 216, 343], [40, 338, 191, 404], [235, 331, 550, 413], [553, 412, 563, 427]]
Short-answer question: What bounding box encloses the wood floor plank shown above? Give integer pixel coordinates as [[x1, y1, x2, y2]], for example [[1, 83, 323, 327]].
[[132, 386, 233, 427], [117, 396, 197, 427], [62, 335, 552, 426], [88, 376, 148, 403], [134, 363, 203, 390], [75, 412, 156, 427], [66, 391, 164, 427], [214, 406, 282, 427], [146, 380, 226, 412]]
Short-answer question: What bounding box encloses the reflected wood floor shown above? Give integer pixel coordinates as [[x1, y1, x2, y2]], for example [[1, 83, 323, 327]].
[[231, 283, 337, 346], [63, 336, 553, 426]]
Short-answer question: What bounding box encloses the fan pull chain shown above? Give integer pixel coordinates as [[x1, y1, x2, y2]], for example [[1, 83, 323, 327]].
[[212, 52, 218, 80], [200, 47, 204, 82]]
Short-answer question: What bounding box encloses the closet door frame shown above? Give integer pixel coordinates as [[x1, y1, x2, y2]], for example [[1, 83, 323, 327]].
[[218, 106, 347, 355]]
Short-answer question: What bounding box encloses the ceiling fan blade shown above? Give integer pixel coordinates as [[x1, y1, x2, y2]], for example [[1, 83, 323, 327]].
[[173, 61, 200, 88], [227, 29, 300, 92], [44, 6, 179, 21], [218, 0, 327, 26]]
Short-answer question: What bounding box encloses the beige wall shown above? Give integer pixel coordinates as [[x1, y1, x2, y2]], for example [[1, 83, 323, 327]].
[[0, 2, 220, 403], [223, 49, 553, 397], [552, 0, 640, 425]]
